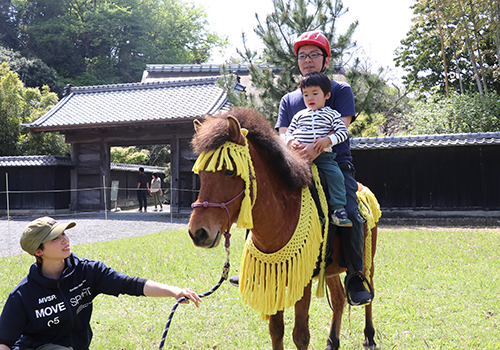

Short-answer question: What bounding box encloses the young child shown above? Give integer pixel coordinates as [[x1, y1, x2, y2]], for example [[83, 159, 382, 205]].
[[285, 71, 352, 227]]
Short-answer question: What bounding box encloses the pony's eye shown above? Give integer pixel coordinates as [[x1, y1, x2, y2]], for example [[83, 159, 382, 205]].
[[224, 169, 235, 176]]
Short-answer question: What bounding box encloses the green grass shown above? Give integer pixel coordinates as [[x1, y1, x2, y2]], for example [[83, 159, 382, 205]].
[[1, 226, 499, 349]]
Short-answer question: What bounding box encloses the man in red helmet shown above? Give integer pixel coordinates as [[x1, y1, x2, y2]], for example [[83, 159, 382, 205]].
[[276, 31, 372, 306]]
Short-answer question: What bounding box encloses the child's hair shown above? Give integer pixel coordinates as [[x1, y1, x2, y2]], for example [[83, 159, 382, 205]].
[[299, 71, 331, 95]]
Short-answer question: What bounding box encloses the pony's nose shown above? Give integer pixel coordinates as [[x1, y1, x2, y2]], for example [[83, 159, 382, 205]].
[[188, 227, 210, 247]]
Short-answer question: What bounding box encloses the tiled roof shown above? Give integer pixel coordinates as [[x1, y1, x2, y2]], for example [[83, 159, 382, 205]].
[[110, 162, 167, 173], [0, 156, 75, 167], [25, 77, 242, 131], [146, 63, 283, 74], [145, 63, 343, 75], [351, 132, 500, 150]]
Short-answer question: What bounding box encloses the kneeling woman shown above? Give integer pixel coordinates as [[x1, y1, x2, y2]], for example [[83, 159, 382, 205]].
[[0, 217, 201, 350]]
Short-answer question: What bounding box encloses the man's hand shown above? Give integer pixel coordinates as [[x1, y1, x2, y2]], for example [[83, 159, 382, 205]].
[[301, 143, 321, 163], [313, 136, 331, 153]]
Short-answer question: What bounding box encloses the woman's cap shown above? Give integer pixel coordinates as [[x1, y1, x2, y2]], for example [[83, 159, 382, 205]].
[[20, 217, 76, 255]]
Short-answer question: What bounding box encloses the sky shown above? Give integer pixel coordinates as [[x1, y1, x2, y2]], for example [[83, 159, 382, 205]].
[[189, 0, 415, 78]]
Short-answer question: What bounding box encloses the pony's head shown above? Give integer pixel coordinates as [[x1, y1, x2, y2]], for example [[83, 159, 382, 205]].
[[188, 108, 311, 248]]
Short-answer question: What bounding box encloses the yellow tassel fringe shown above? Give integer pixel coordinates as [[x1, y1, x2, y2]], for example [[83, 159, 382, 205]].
[[192, 129, 256, 229], [239, 184, 325, 319]]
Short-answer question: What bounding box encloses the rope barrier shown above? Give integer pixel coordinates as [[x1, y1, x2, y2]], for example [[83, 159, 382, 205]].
[[0, 186, 200, 195]]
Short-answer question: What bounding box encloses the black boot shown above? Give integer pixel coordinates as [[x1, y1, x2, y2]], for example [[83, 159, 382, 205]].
[[228, 274, 239, 287]]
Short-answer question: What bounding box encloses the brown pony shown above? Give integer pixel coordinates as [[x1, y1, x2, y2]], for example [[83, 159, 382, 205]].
[[188, 108, 378, 350]]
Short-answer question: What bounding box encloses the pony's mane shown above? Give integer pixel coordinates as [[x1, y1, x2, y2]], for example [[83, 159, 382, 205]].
[[191, 107, 312, 189]]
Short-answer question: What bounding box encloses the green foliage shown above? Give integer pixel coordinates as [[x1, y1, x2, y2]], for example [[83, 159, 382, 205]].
[[2, 0, 227, 85], [402, 90, 500, 134], [217, 64, 257, 108], [0, 46, 62, 94], [0, 62, 68, 156], [142, 144, 171, 167], [348, 112, 387, 138], [395, 0, 500, 96], [345, 58, 412, 137], [110, 146, 149, 165], [110, 144, 171, 167]]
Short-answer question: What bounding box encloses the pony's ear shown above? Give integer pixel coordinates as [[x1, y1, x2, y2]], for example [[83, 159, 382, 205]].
[[227, 115, 244, 145], [193, 119, 203, 133]]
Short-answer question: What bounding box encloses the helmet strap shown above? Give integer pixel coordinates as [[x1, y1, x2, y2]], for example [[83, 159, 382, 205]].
[[320, 48, 328, 73]]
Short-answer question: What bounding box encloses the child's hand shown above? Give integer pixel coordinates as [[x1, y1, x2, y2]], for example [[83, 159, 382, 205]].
[[288, 139, 304, 150], [313, 137, 331, 152]]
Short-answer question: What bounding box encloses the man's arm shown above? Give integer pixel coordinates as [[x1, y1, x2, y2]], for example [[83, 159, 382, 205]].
[[0, 344, 11, 350], [342, 115, 353, 128]]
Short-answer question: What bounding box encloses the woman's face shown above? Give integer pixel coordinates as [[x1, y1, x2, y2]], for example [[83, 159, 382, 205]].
[[39, 233, 72, 260]]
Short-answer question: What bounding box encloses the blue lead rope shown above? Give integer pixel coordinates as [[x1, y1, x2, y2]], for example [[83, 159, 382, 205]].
[[158, 254, 230, 350]]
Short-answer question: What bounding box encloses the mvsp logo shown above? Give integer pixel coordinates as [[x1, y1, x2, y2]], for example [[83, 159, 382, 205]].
[[38, 294, 57, 304]]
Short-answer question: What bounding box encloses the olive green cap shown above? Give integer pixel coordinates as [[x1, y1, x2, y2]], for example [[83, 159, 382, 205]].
[[20, 217, 76, 255]]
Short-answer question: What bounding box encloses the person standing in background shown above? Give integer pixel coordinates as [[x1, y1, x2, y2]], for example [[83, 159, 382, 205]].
[[150, 173, 163, 212], [136, 167, 149, 212]]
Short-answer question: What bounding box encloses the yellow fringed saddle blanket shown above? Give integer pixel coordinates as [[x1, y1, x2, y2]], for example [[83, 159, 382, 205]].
[[239, 183, 326, 320]]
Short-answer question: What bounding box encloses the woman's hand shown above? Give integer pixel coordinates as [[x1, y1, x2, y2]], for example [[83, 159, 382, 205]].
[[175, 288, 202, 307]]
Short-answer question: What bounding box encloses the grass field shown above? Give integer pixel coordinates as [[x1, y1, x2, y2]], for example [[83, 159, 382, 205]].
[[1, 225, 499, 349]]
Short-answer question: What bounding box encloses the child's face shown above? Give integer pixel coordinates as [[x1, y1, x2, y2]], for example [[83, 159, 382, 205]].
[[302, 86, 331, 111]]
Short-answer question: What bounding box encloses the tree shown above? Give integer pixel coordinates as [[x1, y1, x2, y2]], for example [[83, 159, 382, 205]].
[[110, 146, 149, 165], [395, 0, 500, 96], [2, 0, 226, 85], [346, 57, 409, 137], [401, 90, 500, 134], [0, 62, 68, 156], [0, 45, 62, 94]]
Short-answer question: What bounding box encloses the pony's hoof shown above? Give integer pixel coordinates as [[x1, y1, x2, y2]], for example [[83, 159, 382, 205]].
[[325, 339, 340, 350], [363, 338, 377, 349]]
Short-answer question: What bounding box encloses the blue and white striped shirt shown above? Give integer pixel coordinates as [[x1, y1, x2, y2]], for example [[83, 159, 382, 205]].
[[285, 106, 349, 152]]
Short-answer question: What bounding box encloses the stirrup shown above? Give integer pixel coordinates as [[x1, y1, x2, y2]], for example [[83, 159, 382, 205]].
[[344, 271, 375, 306]]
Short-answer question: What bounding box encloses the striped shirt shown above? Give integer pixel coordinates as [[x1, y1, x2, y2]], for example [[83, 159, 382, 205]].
[[285, 106, 349, 152]]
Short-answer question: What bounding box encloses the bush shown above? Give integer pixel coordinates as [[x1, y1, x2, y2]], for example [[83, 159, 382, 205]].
[[403, 91, 500, 134]]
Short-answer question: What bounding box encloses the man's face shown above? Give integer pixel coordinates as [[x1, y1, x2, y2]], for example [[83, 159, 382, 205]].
[[297, 45, 330, 75]]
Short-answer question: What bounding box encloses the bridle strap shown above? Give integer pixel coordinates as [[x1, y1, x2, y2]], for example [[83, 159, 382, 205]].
[[191, 188, 245, 248]]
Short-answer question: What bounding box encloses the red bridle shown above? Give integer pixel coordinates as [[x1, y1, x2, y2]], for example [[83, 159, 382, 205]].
[[190, 188, 245, 249]]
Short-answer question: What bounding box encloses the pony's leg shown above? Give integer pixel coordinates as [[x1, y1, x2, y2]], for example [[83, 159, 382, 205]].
[[269, 311, 285, 350], [325, 275, 345, 350], [293, 282, 312, 350], [364, 225, 377, 348], [363, 302, 376, 348]]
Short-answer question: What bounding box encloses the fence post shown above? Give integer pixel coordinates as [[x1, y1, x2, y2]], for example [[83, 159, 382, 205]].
[[103, 175, 108, 234], [6, 173, 11, 255]]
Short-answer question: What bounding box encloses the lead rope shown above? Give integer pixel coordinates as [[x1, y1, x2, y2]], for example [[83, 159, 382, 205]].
[[158, 187, 245, 350], [158, 239, 230, 350]]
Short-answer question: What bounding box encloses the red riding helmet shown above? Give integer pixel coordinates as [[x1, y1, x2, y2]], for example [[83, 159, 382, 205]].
[[293, 31, 331, 58]]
